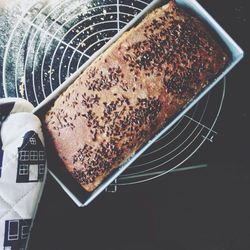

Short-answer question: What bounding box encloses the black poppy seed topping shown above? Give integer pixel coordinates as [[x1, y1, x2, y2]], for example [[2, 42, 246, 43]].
[[80, 93, 101, 108], [124, 9, 220, 99], [69, 95, 162, 186], [71, 140, 124, 185], [85, 66, 123, 91], [53, 109, 76, 131]]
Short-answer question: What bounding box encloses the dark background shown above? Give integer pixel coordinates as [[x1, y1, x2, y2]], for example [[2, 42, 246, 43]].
[[28, 0, 250, 249]]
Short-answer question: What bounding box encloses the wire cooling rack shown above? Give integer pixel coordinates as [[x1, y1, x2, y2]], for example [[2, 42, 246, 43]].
[[0, 0, 226, 187]]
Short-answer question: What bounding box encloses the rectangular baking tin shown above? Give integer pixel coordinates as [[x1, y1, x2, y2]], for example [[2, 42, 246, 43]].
[[34, 0, 244, 207]]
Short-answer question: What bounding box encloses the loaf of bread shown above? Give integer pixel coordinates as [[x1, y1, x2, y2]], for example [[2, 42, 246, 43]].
[[45, 0, 229, 192]]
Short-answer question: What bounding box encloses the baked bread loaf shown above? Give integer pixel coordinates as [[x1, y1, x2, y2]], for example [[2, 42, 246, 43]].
[[45, 0, 229, 192]]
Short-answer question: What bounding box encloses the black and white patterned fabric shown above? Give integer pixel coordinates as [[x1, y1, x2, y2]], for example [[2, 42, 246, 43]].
[[0, 98, 47, 250]]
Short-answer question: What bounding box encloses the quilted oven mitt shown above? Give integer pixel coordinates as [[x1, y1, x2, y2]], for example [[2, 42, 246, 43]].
[[0, 98, 47, 250]]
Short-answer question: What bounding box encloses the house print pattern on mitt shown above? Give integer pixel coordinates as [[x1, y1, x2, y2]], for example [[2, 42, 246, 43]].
[[0, 98, 47, 250], [17, 131, 46, 183], [3, 219, 32, 250]]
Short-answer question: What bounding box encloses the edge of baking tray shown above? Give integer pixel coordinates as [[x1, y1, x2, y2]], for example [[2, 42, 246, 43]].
[[34, 0, 244, 207]]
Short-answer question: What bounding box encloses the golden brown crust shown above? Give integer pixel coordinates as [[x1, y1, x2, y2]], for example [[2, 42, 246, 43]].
[[45, 0, 229, 192]]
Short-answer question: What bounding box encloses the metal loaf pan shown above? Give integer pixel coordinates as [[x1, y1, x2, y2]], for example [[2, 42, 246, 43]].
[[34, 0, 244, 207]]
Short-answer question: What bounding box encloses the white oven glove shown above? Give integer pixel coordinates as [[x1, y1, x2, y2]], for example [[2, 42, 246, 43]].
[[0, 98, 47, 250]]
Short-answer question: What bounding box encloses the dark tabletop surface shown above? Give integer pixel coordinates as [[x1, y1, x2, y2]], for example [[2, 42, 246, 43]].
[[27, 0, 250, 249]]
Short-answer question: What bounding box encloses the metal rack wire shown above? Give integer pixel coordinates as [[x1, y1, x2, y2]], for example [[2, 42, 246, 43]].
[[1, 0, 226, 188]]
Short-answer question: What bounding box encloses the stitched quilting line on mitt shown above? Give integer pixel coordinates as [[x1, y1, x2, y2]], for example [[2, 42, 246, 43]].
[[0, 183, 38, 221], [0, 197, 32, 246], [0, 198, 30, 223], [0, 193, 12, 211]]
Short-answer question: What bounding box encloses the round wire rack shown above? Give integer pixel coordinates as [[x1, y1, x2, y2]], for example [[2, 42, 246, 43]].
[[1, 0, 226, 186]]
